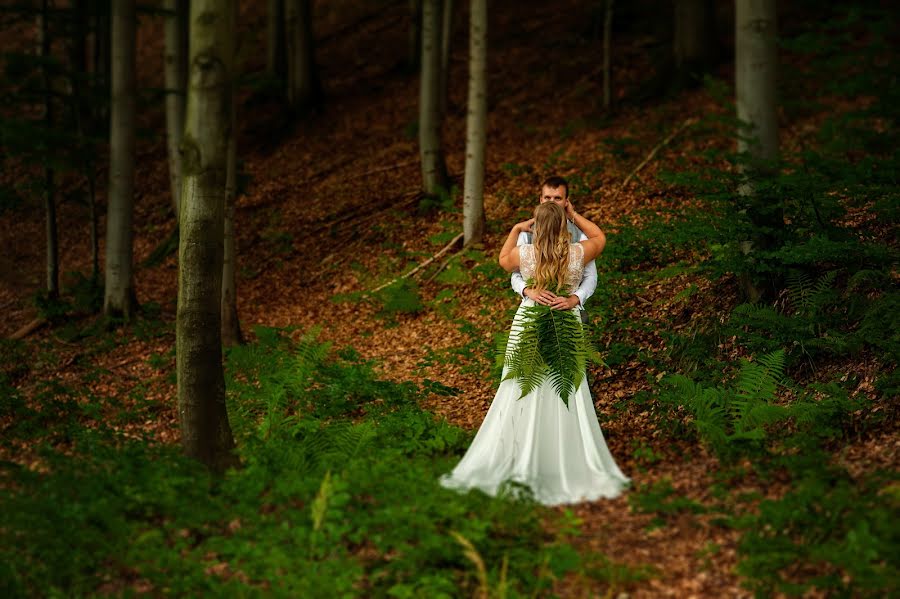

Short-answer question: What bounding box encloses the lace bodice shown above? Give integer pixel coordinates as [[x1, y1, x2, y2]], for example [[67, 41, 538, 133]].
[[519, 244, 585, 294]]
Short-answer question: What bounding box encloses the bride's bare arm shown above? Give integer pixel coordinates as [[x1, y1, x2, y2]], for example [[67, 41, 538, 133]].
[[499, 218, 535, 272], [569, 208, 606, 263]]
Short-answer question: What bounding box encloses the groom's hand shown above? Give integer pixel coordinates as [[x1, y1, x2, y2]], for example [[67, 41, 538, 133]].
[[524, 287, 557, 305], [549, 294, 580, 310]]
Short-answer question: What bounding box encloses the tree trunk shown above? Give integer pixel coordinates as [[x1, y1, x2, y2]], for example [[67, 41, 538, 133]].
[[178, 0, 238, 472], [267, 0, 287, 80], [735, 0, 779, 301], [92, 3, 111, 133], [736, 0, 777, 167], [164, 0, 189, 217], [70, 0, 99, 283], [438, 0, 453, 117], [104, 0, 138, 318], [419, 0, 449, 196], [285, 0, 321, 111], [462, 0, 486, 246], [408, 0, 422, 71], [603, 0, 613, 109], [222, 52, 243, 346], [673, 0, 715, 88], [39, 0, 58, 299]]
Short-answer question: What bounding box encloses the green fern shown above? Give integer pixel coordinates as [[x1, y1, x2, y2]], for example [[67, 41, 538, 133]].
[[501, 305, 601, 408]]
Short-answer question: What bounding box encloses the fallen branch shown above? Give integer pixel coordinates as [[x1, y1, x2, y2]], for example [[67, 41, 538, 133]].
[[423, 247, 467, 285], [609, 117, 697, 204], [10, 317, 47, 340], [342, 159, 419, 182], [372, 232, 464, 293]]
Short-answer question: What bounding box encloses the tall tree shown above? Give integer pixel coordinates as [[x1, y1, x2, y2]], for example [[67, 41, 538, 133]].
[[735, 0, 779, 301], [222, 23, 243, 347], [408, 0, 422, 71], [178, 0, 238, 471], [462, 0, 486, 246], [603, 0, 614, 109], [438, 0, 453, 117], [38, 0, 58, 299], [419, 0, 449, 196], [104, 0, 137, 318], [164, 0, 189, 217], [673, 0, 716, 88], [267, 0, 287, 81], [285, 0, 321, 111]]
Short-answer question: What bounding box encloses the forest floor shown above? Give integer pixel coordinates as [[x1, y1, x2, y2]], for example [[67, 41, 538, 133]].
[[1, 1, 896, 597]]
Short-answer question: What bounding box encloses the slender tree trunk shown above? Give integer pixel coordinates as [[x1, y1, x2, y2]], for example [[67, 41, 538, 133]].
[[408, 0, 422, 71], [419, 0, 449, 196], [736, 0, 777, 167], [178, 0, 238, 472], [92, 4, 111, 133], [39, 0, 58, 299], [267, 0, 287, 80], [673, 0, 715, 88], [462, 0, 486, 246], [88, 174, 99, 281], [164, 0, 189, 217], [285, 0, 321, 111], [70, 0, 99, 284], [222, 29, 243, 347], [70, 0, 89, 129], [603, 0, 613, 109], [438, 0, 452, 117], [104, 0, 138, 318], [735, 0, 779, 301]]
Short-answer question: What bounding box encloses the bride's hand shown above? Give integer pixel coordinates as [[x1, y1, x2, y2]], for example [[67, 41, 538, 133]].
[[516, 218, 535, 233]]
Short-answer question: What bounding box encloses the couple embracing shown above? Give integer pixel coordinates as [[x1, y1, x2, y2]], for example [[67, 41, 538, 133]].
[[441, 176, 630, 506]]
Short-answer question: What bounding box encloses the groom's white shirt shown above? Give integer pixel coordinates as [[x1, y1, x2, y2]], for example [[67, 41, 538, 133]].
[[510, 221, 598, 309]]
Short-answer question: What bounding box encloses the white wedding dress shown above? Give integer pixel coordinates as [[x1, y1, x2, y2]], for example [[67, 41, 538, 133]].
[[440, 243, 630, 505]]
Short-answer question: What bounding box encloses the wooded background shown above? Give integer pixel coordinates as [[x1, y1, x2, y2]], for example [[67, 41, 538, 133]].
[[0, 1, 897, 596]]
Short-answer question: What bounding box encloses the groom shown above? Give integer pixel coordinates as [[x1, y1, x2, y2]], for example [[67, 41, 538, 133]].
[[511, 176, 598, 317]]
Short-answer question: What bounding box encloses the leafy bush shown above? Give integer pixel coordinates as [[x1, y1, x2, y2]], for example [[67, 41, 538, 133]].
[[735, 469, 900, 598], [1, 327, 648, 597], [658, 350, 863, 460]]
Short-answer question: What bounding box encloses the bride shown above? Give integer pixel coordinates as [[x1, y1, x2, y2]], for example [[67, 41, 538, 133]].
[[440, 202, 629, 505]]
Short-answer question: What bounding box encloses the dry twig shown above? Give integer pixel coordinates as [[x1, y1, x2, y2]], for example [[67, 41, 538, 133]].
[[609, 117, 698, 204], [371, 232, 464, 293]]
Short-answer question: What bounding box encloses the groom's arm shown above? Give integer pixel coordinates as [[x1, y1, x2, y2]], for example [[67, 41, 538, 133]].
[[510, 231, 529, 297], [573, 259, 598, 308], [572, 230, 598, 308]]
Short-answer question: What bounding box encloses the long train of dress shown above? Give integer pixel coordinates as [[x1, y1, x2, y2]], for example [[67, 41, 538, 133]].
[[440, 301, 630, 506]]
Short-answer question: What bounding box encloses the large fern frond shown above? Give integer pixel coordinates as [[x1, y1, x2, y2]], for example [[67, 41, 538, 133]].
[[502, 305, 599, 407], [736, 349, 785, 402]]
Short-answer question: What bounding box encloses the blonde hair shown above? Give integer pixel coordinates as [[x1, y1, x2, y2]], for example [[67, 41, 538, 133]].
[[531, 202, 571, 292]]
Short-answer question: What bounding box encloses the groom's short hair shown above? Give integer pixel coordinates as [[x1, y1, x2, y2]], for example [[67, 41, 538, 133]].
[[541, 176, 569, 198]]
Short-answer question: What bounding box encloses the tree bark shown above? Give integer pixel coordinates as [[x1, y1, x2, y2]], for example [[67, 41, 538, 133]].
[[735, 0, 779, 301], [164, 0, 189, 217], [462, 0, 486, 246], [736, 0, 777, 167], [70, 0, 99, 283], [39, 0, 58, 299], [178, 0, 238, 472], [408, 0, 422, 71], [267, 0, 287, 80], [222, 51, 243, 347], [419, 0, 449, 196], [104, 0, 138, 318], [438, 0, 453, 117], [92, 3, 111, 132], [285, 0, 321, 111], [673, 0, 715, 88], [603, 0, 613, 109]]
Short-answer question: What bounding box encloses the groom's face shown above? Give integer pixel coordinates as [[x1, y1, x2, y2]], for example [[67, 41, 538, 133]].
[[540, 185, 568, 208]]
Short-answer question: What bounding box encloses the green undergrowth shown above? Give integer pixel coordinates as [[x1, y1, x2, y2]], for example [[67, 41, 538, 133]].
[[0, 326, 649, 597]]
